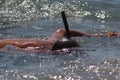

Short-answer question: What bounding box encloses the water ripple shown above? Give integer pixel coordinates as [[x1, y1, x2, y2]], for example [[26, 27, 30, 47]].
[[0, 0, 119, 24]]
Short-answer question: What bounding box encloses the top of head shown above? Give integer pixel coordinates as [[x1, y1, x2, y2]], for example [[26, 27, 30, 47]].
[[52, 38, 79, 51]]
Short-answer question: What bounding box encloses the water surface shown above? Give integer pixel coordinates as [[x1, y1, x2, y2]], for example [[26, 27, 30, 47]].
[[0, 0, 120, 80]]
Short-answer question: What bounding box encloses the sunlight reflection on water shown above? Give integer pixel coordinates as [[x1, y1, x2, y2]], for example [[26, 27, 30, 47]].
[[0, 0, 120, 80]]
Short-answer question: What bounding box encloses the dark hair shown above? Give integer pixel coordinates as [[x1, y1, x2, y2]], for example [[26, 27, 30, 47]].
[[52, 38, 79, 51]]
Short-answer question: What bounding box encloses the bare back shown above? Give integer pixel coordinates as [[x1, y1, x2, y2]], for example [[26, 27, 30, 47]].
[[0, 39, 54, 52]]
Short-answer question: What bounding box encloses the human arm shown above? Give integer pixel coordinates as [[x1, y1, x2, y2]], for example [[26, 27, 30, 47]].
[[49, 28, 120, 42], [89, 32, 120, 37]]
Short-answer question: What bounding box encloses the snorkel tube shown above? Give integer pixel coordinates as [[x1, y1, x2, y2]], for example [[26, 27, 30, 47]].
[[52, 11, 79, 51], [61, 11, 71, 39]]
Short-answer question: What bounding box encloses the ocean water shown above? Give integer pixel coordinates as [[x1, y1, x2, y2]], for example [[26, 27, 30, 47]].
[[0, 0, 120, 80]]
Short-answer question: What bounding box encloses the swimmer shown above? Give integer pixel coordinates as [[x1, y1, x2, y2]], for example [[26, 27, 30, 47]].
[[0, 28, 87, 52], [0, 11, 119, 52]]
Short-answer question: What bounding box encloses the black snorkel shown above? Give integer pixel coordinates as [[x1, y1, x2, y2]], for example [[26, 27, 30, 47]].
[[61, 11, 71, 39], [51, 11, 79, 51]]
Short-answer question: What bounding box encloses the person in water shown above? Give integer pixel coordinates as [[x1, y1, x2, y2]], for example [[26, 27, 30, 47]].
[[0, 11, 119, 52], [0, 28, 119, 52]]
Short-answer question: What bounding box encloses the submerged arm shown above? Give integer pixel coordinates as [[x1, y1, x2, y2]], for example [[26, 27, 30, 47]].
[[89, 32, 120, 37], [67, 29, 120, 37]]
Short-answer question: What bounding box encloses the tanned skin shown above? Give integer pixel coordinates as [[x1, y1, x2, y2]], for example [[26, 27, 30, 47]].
[[0, 28, 119, 52]]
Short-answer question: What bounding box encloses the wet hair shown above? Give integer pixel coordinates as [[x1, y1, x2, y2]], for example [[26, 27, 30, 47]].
[[52, 38, 79, 51]]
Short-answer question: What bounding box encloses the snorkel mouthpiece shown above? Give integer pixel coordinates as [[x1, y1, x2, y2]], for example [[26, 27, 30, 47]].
[[61, 11, 71, 39]]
